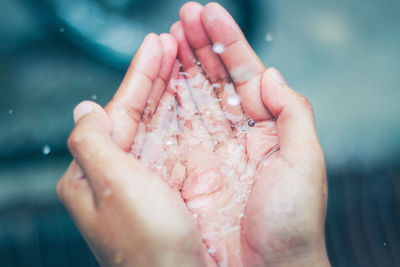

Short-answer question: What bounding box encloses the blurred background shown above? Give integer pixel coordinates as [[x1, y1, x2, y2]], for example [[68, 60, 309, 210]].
[[0, 0, 399, 266]]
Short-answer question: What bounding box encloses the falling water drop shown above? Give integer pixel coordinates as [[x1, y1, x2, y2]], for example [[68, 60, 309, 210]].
[[42, 145, 51, 155], [212, 43, 226, 54], [8, 109, 13, 115], [59, 27, 65, 33], [265, 32, 274, 42]]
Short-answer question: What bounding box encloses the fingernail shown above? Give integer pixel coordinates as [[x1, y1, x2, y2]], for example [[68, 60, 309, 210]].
[[270, 68, 286, 85], [74, 101, 93, 123]]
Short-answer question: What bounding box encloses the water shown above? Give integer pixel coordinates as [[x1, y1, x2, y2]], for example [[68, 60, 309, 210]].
[[212, 43, 226, 54], [42, 145, 51, 155], [104, 188, 112, 197], [8, 109, 13, 115], [265, 32, 274, 42], [227, 95, 241, 106]]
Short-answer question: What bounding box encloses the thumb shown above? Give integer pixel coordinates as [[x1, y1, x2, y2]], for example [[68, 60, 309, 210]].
[[261, 68, 323, 161], [68, 101, 119, 179]]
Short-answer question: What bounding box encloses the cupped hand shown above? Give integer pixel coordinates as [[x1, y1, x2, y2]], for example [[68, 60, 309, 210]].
[[137, 2, 328, 266], [57, 34, 212, 267], [58, 2, 330, 267]]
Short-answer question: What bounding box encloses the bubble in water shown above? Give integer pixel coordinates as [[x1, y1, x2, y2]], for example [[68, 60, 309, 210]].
[[227, 95, 241, 106], [207, 245, 217, 255], [165, 139, 173, 145], [248, 119, 255, 127], [384, 242, 387, 247], [91, 94, 97, 100], [42, 145, 51, 155], [59, 27, 65, 33], [8, 109, 13, 115], [212, 43, 225, 54], [265, 32, 274, 42]]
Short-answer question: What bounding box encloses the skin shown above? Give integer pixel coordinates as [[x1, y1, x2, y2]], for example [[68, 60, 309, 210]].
[[57, 2, 330, 267]]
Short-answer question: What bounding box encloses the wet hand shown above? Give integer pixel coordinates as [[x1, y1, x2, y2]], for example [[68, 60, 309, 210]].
[[57, 34, 211, 267], [163, 2, 329, 266]]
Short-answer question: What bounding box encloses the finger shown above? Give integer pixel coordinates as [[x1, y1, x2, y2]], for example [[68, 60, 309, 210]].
[[179, 2, 244, 126], [69, 101, 138, 196], [57, 160, 96, 226], [261, 68, 323, 160], [142, 33, 178, 123], [170, 21, 231, 140], [179, 2, 229, 85], [105, 33, 163, 151], [201, 3, 272, 121]]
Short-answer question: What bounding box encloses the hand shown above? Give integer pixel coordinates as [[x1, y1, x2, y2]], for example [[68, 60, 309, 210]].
[[134, 2, 328, 266], [57, 34, 211, 267]]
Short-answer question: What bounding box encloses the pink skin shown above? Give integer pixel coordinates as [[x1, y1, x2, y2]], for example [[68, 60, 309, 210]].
[[58, 2, 330, 267]]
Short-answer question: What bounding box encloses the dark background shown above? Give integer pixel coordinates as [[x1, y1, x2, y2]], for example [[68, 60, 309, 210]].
[[1, 0, 399, 266]]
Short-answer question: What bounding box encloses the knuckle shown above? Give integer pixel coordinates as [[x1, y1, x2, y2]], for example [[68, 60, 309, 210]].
[[67, 129, 81, 151], [67, 128, 96, 152], [295, 93, 314, 113], [56, 179, 64, 200]]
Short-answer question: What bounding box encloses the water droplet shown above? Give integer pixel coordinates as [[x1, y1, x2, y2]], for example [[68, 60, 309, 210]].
[[91, 94, 97, 100], [179, 71, 190, 77], [384, 242, 387, 246], [104, 188, 112, 197], [238, 213, 244, 219], [59, 27, 65, 33], [165, 139, 173, 145], [248, 119, 255, 127], [265, 32, 274, 42], [193, 213, 198, 218], [196, 61, 201, 66], [167, 105, 174, 112], [8, 109, 13, 115], [147, 99, 151, 104], [42, 145, 51, 155], [227, 95, 241, 106], [212, 43, 225, 54]]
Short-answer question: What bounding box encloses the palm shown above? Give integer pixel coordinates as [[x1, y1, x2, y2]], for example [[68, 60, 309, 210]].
[[106, 3, 326, 266], [129, 57, 279, 265]]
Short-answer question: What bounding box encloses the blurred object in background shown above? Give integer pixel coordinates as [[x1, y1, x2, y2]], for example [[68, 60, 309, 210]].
[[35, 0, 255, 68], [0, 0, 399, 266]]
